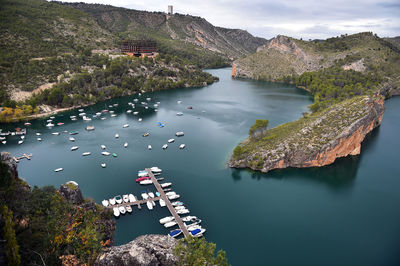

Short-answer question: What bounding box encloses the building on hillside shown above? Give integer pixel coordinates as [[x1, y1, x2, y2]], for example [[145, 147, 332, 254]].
[[120, 40, 157, 57], [168, 5, 173, 15]]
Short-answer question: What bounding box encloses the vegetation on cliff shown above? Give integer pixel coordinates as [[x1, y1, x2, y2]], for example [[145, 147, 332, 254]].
[[0, 157, 114, 265]]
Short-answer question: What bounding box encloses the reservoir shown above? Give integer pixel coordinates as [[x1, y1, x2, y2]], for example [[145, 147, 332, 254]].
[[2, 68, 399, 265]]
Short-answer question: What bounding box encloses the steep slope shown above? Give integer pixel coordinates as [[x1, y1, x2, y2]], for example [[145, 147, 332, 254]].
[[63, 2, 266, 59]]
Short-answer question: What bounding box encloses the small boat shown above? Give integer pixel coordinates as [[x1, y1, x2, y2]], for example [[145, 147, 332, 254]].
[[146, 201, 153, 210], [123, 124, 129, 128], [160, 199, 166, 207], [109, 198, 116, 205], [143, 132, 149, 137], [138, 172, 149, 177], [101, 163, 106, 168], [168, 229, 182, 238], [164, 221, 177, 228], [136, 176, 150, 182], [18, 140, 23, 145], [78, 109, 84, 112], [37, 138, 42, 141], [150, 167, 162, 173], [126, 205, 132, 213], [124, 142, 128, 148], [181, 216, 197, 222], [119, 206, 126, 215], [133, 111, 139, 115], [168, 194, 180, 200], [54, 168, 63, 172], [82, 152, 91, 156], [146, 97, 151, 101], [172, 201, 184, 207], [20, 136, 25, 140], [175, 206, 186, 211], [123, 194, 129, 203], [138, 118, 142, 122], [154, 109, 158, 112], [112, 153, 117, 157], [101, 117, 107, 120], [141, 192, 149, 200], [192, 228, 206, 238], [71, 118, 77, 121], [83, 116, 91, 121], [179, 144, 186, 149], [52, 132, 60, 135], [115, 133, 119, 138], [69, 131, 79, 135], [101, 145, 106, 149], [57, 122, 64, 126], [187, 106, 193, 109], [50, 116, 55, 119], [148, 192, 155, 198], [159, 216, 175, 224], [71, 146, 79, 151], [70, 115, 77, 119], [160, 182, 172, 188], [162, 144, 168, 149], [177, 209, 189, 214], [78, 112, 86, 117], [155, 192, 161, 197], [177, 100, 182, 104], [168, 138, 175, 143], [163, 188, 172, 192], [140, 180, 152, 185], [157, 122, 165, 128], [113, 103, 118, 107], [134, 98, 138, 102], [176, 112, 183, 116], [69, 137, 75, 142], [113, 208, 120, 217], [126, 110, 132, 113], [24, 122, 31, 126], [36, 133, 42, 136], [115, 195, 123, 204], [96, 112, 102, 116], [175, 131, 184, 137], [148, 145, 152, 150], [165, 191, 176, 197], [101, 151, 111, 156], [102, 200, 109, 207], [111, 114, 117, 117], [46, 123, 54, 127], [156, 177, 164, 181], [47, 119, 53, 123], [86, 125, 95, 131], [129, 194, 136, 202]]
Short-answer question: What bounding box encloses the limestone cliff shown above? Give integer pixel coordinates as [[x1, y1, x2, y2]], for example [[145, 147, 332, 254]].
[[95, 235, 177, 266], [230, 96, 384, 172]]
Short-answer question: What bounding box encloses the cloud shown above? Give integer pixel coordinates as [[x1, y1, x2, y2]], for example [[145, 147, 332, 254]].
[[59, 0, 400, 39]]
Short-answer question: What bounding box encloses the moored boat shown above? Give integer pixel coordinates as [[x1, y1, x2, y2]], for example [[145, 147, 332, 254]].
[[136, 176, 150, 182], [179, 144, 186, 149], [123, 124, 129, 128], [69, 137, 75, 142], [159, 198, 166, 207], [175, 131, 184, 137], [146, 201, 153, 210], [159, 216, 174, 224], [124, 142, 128, 148], [141, 192, 149, 200], [112, 153, 118, 157], [71, 146, 79, 151], [109, 198, 116, 205], [140, 179, 152, 185], [168, 229, 182, 238], [115, 133, 119, 138], [101, 151, 111, 156], [177, 209, 189, 214], [119, 206, 126, 215], [123, 194, 129, 203], [164, 221, 177, 228], [126, 205, 132, 213], [101, 144, 106, 149], [115, 195, 123, 204], [52, 132, 60, 135], [128, 194, 136, 202], [160, 182, 172, 188], [148, 145, 152, 150], [181, 216, 197, 222], [82, 152, 91, 156], [102, 200, 109, 207], [143, 132, 149, 137], [162, 144, 168, 149], [168, 194, 180, 200], [101, 163, 106, 168], [54, 168, 63, 172], [113, 207, 120, 217]]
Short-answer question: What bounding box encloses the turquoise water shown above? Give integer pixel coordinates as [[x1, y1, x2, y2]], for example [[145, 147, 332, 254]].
[[2, 68, 400, 265]]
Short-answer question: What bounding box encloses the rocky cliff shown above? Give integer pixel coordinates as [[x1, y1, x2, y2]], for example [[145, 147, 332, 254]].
[[95, 235, 177, 266], [230, 96, 384, 172]]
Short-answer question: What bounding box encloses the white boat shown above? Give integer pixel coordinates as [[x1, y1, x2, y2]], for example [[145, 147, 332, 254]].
[[78, 109, 84, 112], [101, 145, 106, 149], [161, 182, 172, 188], [160, 216, 175, 224], [126, 205, 132, 213], [151, 167, 162, 172], [46, 123, 54, 127], [82, 152, 91, 156], [109, 198, 116, 205], [168, 194, 180, 200], [101, 163, 106, 168], [36, 133, 42, 136], [113, 207, 120, 217], [129, 194, 136, 202], [124, 142, 128, 148], [146, 201, 153, 210], [175, 131, 184, 137], [138, 118, 142, 122], [172, 201, 184, 207], [83, 116, 92, 121], [126, 110, 132, 113], [101, 117, 106, 120], [115, 133, 119, 138], [123, 124, 129, 128], [71, 146, 79, 151], [85, 125, 95, 131], [123, 194, 129, 203], [148, 192, 155, 198], [101, 151, 111, 156], [54, 168, 63, 172], [140, 180, 152, 185], [69, 137, 75, 142], [177, 209, 189, 214], [174, 206, 186, 211], [191, 228, 206, 238], [181, 216, 197, 222], [111, 114, 117, 117], [119, 206, 126, 215], [146, 97, 151, 101], [159, 199, 166, 207], [148, 145, 152, 150], [115, 195, 123, 204], [52, 132, 60, 135], [154, 109, 158, 112], [168, 138, 175, 143], [113, 103, 118, 107], [176, 112, 183, 116], [96, 112, 102, 116], [165, 191, 176, 196], [102, 200, 109, 207], [37, 138, 42, 141], [164, 221, 177, 228], [133, 111, 138, 115], [18, 140, 23, 145], [177, 100, 182, 104], [21, 136, 25, 140], [141, 192, 149, 200], [134, 98, 138, 102], [162, 144, 168, 149], [138, 172, 149, 177], [71, 118, 77, 121], [78, 112, 86, 116], [179, 144, 186, 149]]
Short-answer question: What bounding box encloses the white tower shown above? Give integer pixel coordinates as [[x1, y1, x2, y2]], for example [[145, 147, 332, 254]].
[[168, 5, 173, 15]]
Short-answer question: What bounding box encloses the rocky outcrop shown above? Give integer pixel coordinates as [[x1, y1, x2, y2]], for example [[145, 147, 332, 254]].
[[230, 96, 385, 173], [0, 152, 18, 179], [95, 235, 178, 266], [59, 181, 84, 204]]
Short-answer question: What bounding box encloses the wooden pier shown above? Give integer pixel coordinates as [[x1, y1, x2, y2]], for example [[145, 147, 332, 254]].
[[104, 168, 190, 238], [13, 153, 32, 163]]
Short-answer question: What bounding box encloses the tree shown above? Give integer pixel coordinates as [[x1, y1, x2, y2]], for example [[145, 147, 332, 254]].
[[1, 205, 21, 266], [249, 119, 269, 137], [174, 237, 229, 266]]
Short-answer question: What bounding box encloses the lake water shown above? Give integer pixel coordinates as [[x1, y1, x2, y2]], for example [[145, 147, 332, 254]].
[[2, 68, 400, 265]]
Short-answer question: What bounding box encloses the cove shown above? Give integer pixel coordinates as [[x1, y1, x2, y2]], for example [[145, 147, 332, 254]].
[[2, 68, 399, 265]]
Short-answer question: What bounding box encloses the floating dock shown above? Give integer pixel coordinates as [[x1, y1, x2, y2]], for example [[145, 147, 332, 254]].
[[13, 153, 32, 163]]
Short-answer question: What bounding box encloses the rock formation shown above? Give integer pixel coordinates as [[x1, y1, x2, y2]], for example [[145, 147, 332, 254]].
[[0, 152, 19, 179], [95, 235, 178, 266]]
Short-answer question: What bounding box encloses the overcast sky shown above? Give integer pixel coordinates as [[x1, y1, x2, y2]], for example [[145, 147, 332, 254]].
[[62, 0, 400, 39]]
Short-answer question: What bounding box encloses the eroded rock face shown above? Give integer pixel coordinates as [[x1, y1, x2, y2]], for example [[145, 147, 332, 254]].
[[0, 152, 18, 179], [59, 182, 84, 205], [95, 235, 178, 266], [230, 96, 385, 173]]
